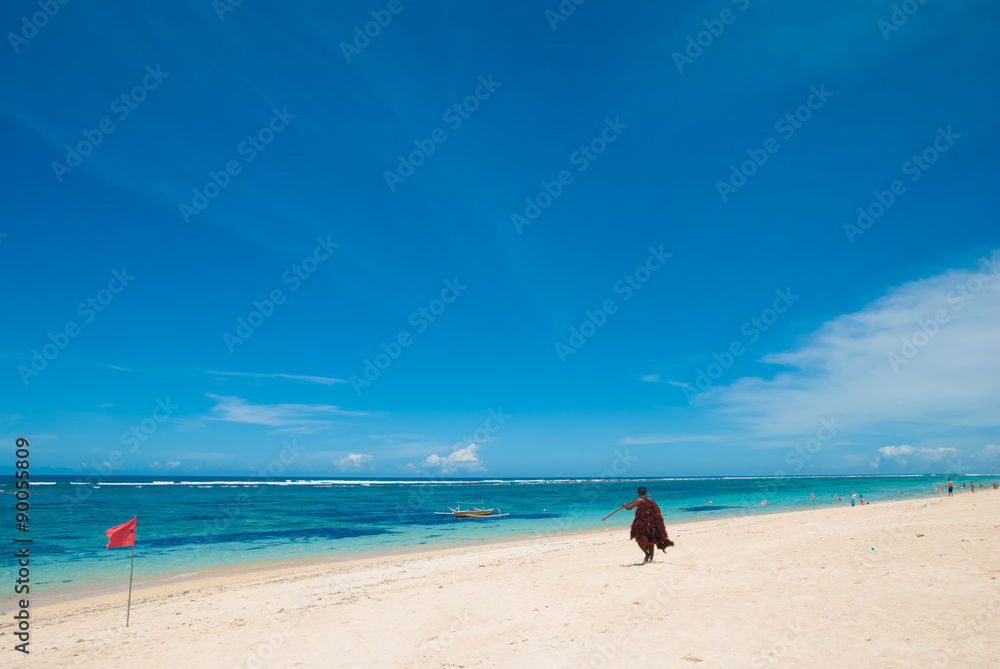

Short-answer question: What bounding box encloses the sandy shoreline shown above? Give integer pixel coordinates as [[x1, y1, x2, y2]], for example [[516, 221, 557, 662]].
[[3, 493, 997, 667]]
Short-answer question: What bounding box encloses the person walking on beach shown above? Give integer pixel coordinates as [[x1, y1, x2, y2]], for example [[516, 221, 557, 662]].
[[620, 487, 673, 564], [947, 479, 954, 497]]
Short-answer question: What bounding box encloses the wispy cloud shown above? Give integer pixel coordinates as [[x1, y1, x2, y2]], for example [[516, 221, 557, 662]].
[[640, 374, 660, 383], [205, 394, 369, 432], [208, 370, 346, 385], [618, 433, 720, 446], [408, 443, 484, 475], [334, 453, 373, 472], [703, 254, 1000, 440]]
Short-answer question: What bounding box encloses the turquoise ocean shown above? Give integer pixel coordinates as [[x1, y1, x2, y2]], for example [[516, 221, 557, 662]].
[[1, 474, 995, 598]]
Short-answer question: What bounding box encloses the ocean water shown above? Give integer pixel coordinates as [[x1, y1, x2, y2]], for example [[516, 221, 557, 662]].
[[1, 474, 994, 596]]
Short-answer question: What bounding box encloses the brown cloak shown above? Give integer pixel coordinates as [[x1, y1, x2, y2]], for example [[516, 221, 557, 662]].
[[630, 499, 674, 550]]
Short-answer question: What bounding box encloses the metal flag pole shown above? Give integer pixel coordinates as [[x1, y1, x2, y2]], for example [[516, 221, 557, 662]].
[[126, 543, 135, 627]]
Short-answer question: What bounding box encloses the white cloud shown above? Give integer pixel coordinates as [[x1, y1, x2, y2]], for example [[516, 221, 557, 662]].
[[205, 394, 369, 432], [411, 443, 484, 475], [618, 433, 719, 445], [877, 444, 959, 462], [640, 374, 660, 383], [704, 253, 1000, 440], [150, 460, 180, 470], [878, 445, 916, 458], [981, 443, 1000, 458], [209, 371, 346, 385], [334, 453, 373, 471]]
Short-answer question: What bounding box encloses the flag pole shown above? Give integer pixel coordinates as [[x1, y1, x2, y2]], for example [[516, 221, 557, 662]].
[[126, 543, 135, 627]]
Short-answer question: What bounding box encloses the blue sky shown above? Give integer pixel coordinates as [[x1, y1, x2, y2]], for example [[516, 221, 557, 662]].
[[2, 0, 998, 477]]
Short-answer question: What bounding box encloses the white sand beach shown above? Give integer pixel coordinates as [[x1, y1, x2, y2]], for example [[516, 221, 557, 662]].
[[3, 492, 997, 668]]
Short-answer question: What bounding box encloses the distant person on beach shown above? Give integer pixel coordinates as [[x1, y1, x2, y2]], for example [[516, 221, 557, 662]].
[[760, 499, 768, 505], [947, 479, 954, 497], [851, 492, 856, 507], [970, 482, 975, 493], [621, 487, 673, 564]]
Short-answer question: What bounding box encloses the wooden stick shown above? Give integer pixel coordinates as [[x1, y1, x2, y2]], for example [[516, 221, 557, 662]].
[[602, 506, 625, 521]]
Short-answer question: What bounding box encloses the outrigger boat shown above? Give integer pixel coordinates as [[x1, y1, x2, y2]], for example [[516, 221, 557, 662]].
[[434, 501, 509, 518]]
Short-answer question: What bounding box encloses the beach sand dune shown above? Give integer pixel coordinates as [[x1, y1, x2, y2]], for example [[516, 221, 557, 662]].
[[3, 493, 997, 668]]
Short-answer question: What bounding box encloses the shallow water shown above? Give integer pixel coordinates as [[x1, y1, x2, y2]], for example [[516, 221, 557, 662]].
[[1, 474, 993, 593]]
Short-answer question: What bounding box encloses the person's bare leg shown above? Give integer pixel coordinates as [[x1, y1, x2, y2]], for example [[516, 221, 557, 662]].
[[637, 537, 653, 564]]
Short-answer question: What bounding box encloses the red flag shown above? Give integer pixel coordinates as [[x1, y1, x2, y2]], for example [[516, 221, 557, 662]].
[[105, 516, 137, 549]]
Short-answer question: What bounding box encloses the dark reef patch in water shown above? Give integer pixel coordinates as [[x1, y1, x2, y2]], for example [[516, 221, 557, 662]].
[[679, 505, 739, 512]]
